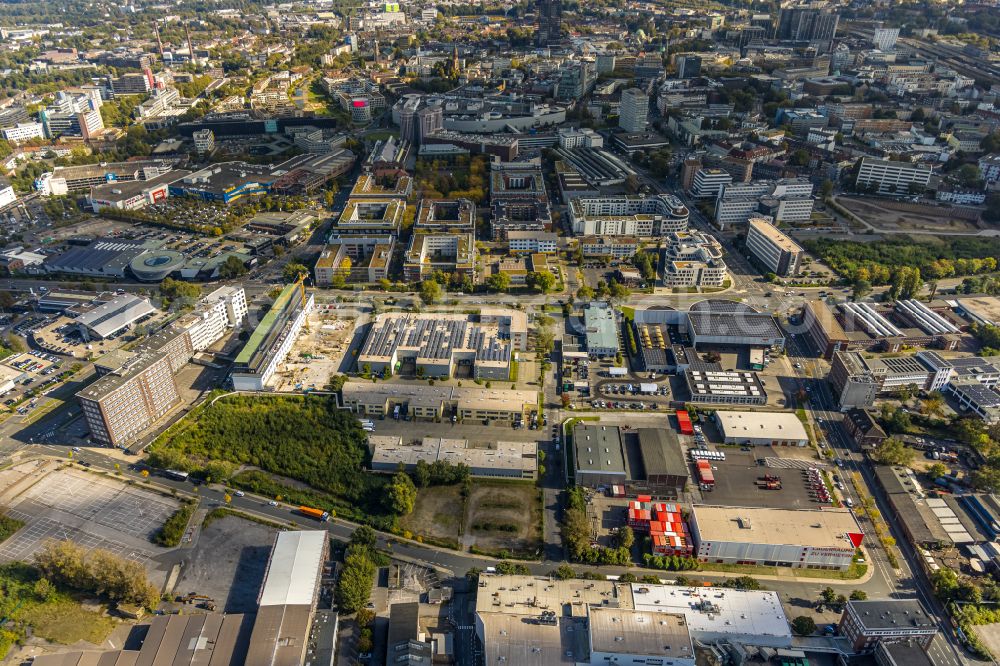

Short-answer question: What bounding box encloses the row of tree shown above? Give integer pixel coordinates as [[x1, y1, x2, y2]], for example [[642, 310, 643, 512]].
[[34, 540, 159, 609]]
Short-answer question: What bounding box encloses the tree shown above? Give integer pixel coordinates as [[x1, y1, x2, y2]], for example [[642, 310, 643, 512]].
[[927, 462, 948, 480], [821, 586, 837, 604], [219, 256, 248, 279], [871, 437, 914, 466], [613, 525, 634, 549], [283, 262, 309, 282], [552, 564, 576, 580], [388, 472, 417, 515], [577, 285, 595, 300], [336, 549, 377, 613], [413, 459, 432, 487], [849, 590, 868, 600], [819, 179, 834, 200], [160, 277, 200, 303], [527, 270, 557, 293], [351, 525, 377, 550], [852, 279, 872, 301], [420, 279, 442, 304], [791, 616, 817, 636], [486, 271, 511, 293]]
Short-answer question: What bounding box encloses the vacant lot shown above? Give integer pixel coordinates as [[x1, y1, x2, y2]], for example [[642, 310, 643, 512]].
[[401, 480, 542, 557], [838, 197, 979, 233], [172, 513, 279, 613], [401, 485, 464, 549], [466, 481, 542, 557]]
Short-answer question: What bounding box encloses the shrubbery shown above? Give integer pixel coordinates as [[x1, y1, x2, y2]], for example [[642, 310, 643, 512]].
[[34, 540, 159, 609], [153, 501, 195, 547]]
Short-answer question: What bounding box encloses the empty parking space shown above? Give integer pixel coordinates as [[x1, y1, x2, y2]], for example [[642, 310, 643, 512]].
[[19, 469, 179, 540], [0, 516, 153, 564]]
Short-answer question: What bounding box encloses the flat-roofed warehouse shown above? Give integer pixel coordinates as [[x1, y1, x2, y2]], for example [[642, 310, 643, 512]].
[[689, 505, 862, 571], [715, 410, 809, 446], [340, 381, 537, 423], [684, 369, 767, 405], [74, 293, 157, 341], [246, 530, 329, 666], [573, 424, 688, 497], [369, 435, 538, 479], [686, 300, 785, 349], [357, 311, 527, 381]]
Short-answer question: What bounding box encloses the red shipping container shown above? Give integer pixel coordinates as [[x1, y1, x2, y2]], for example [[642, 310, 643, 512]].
[[637, 494, 652, 503]]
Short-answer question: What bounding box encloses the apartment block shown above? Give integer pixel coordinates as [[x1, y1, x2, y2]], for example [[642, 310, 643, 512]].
[[689, 168, 732, 199], [569, 194, 689, 237]]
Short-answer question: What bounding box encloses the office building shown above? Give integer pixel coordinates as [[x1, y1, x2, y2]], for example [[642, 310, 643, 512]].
[[715, 410, 809, 446], [873, 27, 900, 51], [39, 90, 104, 139], [840, 600, 937, 653], [78, 352, 180, 447], [690, 505, 862, 570], [745, 217, 804, 276], [1, 122, 44, 143], [619, 88, 648, 133], [690, 168, 732, 199], [557, 127, 604, 149], [193, 128, 215, 154], [662, 230, 727, 288], [357, 311, 526, 381], [569, 194, 689, 237], [507, 231, 557, 254], [402, 232, 475, 282], [675, 54, 702, 79], [110, 70, 154, 96], [231, 281, 314, 390], [856, 157, 932, 195], [777, 7, 839, 42], [714, 179, 814, 229], [557, 60, 596, 101], [536, 0, 563, 46], [315, 235, 394, 284], [182, 285, 248, 350]]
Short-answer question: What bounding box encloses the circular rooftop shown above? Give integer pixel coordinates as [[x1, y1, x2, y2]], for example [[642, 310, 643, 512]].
[[129, 250, 186, 282]]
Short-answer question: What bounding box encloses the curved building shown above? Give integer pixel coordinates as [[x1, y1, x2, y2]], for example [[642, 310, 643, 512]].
[[129, 250, 186, 282]]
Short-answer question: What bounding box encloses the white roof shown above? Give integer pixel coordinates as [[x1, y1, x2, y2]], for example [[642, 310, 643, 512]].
[[74, 293, 156, 338], [258, 530, 327, 606], [630, 584, 791, 643], [716, 410, 808, 442]]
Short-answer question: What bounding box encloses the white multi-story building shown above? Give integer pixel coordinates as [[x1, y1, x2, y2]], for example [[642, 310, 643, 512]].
[[715, 178, 814, 229], [619, 87, 649, 133], [232, 282, 313, 391], [662, 230, 728, 287], [745, 217, 804, 276], [39, 90, 104, 139], [978, 154, 1000, 184], [856, 157, 932, 195], [872, 27, 900, 50], [507, 231, 558, 254], [557, 126, 604, 149], [180, 285, 248, 350], [0, 181, 15, 208], [690, 168, 732, 199], [1, 122, 44, 143], [569, 194, 689, 237], [193, 128, 215, 154]]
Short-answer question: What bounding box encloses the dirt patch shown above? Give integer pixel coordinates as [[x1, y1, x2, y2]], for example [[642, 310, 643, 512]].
[[971, 623, 1000, 659], [400, 485, 464, 549], [466, 481, 542, 557], [838, 197, 980, 233]]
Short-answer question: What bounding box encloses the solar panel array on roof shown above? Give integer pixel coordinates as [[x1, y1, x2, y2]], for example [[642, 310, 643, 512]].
[[360, 314, 512, 364]]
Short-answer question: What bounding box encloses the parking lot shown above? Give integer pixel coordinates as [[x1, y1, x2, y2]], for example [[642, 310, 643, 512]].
[[0, 467, 179, 572], [693, 447, 833, 509]]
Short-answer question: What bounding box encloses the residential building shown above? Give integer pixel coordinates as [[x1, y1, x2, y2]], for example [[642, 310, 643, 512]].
[[508, 231, 557, 254], [855, 157, 932, 195], [839, 600, 937, 653], [873, 27, 900, 51], [557, 127, 603, 149], [569, 194, 689, 237], [843, 409, 887, 449], [776, 7, 839, 43], [315, 236, 393, 284], [662, 230, 727, 288], [978, 154, 1000, 185], [402, 233, 475, 282], [745, 217, 804, 276], [579, 236, 640, 259], [109, 70, 154, 95], [619, 88, 648, 133]]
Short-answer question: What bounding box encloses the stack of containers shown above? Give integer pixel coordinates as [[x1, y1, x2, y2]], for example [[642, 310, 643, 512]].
[[624, 497, 693, 557], [696, 459, 715, 488]]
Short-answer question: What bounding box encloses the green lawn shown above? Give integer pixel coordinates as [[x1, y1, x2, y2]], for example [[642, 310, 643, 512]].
[[22, 597, 116, 644], [696, 561, 868, 580]]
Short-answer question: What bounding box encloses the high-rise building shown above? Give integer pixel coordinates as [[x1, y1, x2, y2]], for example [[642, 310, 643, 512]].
[[745, 217, 804, 276], [675, 54, 702, 79], [193, 128, 215, 154], [776, 7, 839, 42], [750, 13, 774, 38], [39, 90, 104, 139], [619, 88, 648, 133], [872, 27, 899, 51], [536, 0, 562, 46]]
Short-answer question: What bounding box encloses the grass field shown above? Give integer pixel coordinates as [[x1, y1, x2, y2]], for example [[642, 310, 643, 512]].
[[22, 597, 116, 644], [401, 480, 543, 556]]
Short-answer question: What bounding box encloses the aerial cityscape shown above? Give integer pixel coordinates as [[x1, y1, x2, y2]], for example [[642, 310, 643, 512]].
[[0, 0, 996, 664]]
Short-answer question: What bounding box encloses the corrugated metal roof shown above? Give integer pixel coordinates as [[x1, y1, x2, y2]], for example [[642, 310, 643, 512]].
[[258, 531, 326, 607]]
